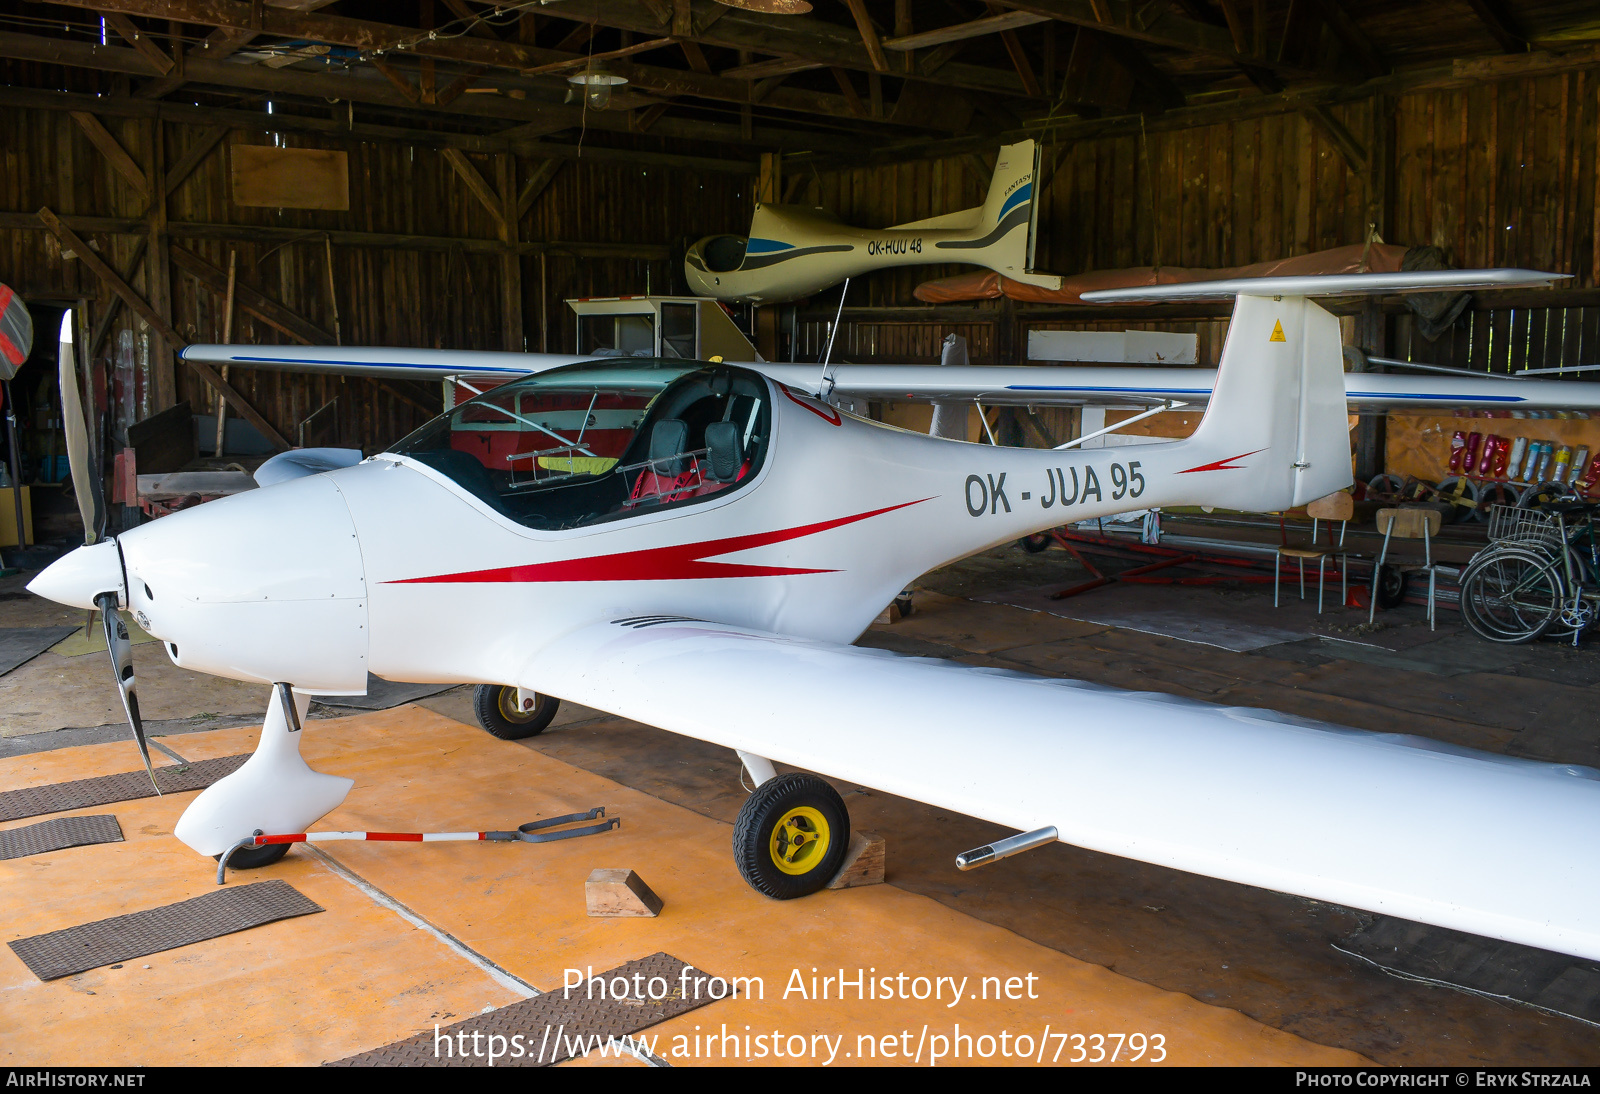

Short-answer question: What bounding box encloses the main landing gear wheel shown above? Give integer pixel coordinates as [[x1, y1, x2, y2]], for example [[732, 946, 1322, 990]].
[[733, 772, 850, 900], [212, 842, 290, 869], [1019, 532, 1054, 554], [474, 684, 560, 740]]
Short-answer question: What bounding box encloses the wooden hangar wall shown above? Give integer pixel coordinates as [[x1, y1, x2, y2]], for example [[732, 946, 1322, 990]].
[[0, 71, 752, 456], [792, 66, 1600, 384]]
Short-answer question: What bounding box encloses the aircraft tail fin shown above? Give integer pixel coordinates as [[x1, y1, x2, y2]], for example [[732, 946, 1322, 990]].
[[925, 140, 1060, 290], [1180, 294, 1353, 511]]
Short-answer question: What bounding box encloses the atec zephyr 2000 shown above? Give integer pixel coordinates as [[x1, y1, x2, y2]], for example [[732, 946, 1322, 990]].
[[28, 270, 1600, 964]]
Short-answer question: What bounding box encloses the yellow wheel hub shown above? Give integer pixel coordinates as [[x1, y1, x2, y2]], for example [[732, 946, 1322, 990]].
[[769, 806, 831, 875], [497, 687, 536, 723]]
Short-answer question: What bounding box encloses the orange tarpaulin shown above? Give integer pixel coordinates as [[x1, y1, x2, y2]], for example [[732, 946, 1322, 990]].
[[913, 243, 1412, 304]]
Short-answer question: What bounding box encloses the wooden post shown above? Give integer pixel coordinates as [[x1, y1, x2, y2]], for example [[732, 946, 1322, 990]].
[[497, 154, 523, 352], [1355, 93, 1396, 483], [213, 249, 235, 456], [144, 117, 177, 411]]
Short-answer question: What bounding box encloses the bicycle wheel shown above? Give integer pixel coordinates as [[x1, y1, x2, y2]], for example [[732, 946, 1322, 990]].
[[1459, 548, 1564, 643]]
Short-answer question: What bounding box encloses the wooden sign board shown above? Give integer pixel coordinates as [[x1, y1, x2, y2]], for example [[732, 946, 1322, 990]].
[[231, 145, 349, 210]]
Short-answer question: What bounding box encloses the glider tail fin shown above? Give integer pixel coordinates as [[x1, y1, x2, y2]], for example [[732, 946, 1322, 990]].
[[1181, 294, 1353, 511], [931, 141, 1061, 290]]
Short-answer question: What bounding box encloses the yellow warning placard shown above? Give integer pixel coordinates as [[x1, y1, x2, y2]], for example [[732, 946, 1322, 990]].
[[1269, 320, 1286, 342]]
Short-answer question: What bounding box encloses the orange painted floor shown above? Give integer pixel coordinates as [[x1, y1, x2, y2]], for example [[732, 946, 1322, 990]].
[[0, 706, 1369, 1067]]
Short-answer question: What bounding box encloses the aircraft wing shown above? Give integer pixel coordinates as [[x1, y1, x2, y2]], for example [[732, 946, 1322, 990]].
[[753, 363, 1600, 412], [181, 335, 1600, 412], [182, 343, 590, 382], [525, 617, 1600, 960]]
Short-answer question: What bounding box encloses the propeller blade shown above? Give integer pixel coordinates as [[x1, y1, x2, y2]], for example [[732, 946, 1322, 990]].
[[58, 312, 100, 547], [97, 590, 158, 794]]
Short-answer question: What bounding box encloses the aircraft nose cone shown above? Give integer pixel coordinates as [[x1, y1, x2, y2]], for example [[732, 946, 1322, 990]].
[[26, 540, 124, 611]]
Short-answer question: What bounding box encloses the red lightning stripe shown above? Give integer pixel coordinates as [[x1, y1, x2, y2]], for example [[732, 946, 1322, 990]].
[[1177, 449, 1266, 474], [387, 498, 933, 584]]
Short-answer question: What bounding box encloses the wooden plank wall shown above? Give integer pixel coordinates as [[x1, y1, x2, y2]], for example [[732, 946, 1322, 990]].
[[798, 72, 1600, 375], [0, 98, 751, 453]]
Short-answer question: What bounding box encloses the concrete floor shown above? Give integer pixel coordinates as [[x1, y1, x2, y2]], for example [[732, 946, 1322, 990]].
[[2, 542, 1596, 1065]]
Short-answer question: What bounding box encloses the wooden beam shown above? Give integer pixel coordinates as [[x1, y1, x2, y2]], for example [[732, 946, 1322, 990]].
[[519, 36, 675, 76], [830, 68, 867, 119], [679, 39, 711, 74], [370, 57, 422, 104], [842, 0, 891, 73], [671, 0, 692, 39], [439, 0, 499, 40], [101, 11, 173, 74], [38, 208, 290, 449], [1308, 0, 1387, 77], [435, 64, 489, 107], [629, 102, 671, 132], [1215, 0, 1250, 55], [135, 25, 252, 100], [1462, 0, 1528, 54], [143, 116, 175, 409], [69, 112, 150, 197], [496, 154, 522, 352], [41, 4, 1008, 125], [162, 124, 229, 200], [884, 11, 1050, 51], [441, 148, 507, 230], [994, 0, 1317, 78], [998, 29, 1043, 98], [721, 57, 821, 80], [87, 237, 146, 363], [0, 82, 760, 177], [918, 41, 966, 76], [516, 159, 562, 218], [1301, 102, 1368, 174], [168, 244, 335, 345]]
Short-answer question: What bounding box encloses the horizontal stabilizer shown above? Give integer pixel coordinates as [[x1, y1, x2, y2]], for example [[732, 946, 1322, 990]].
[[1082, 269, 1569, 302]]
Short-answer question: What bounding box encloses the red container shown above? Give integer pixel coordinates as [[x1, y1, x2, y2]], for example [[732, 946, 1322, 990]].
[[1447, 430, 1469, 473], [1478, 434, 1506, 476], [1461, 432, 1484, 476]]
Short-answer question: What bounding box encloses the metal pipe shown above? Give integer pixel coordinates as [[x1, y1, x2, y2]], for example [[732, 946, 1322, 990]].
[[1055, 400, 1187, 450], [956, 825, 1058, 871]]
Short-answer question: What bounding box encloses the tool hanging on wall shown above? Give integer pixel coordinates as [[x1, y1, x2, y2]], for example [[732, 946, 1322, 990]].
[[216, 806, 620, 884]]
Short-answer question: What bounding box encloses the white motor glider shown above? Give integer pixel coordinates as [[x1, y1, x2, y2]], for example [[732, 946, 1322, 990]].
[[31, 270, 1600, 965], [684, 140, 1062, 304]]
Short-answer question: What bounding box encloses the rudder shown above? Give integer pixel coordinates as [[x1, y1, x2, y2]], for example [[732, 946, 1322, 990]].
[[1182, 295, 1353, 511]]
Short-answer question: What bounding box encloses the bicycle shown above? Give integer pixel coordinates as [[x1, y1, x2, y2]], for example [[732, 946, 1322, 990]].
[[1458, 501, 1600, 644]]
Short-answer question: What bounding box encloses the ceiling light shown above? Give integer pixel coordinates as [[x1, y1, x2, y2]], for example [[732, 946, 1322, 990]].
[[567, 64, 628, 110]]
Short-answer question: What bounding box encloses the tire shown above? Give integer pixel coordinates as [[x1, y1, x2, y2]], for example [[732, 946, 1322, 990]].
[[1518, 481, 1578, 509], [1373, 564, 1409, 610], [473, 684, 560, 740], [212, 842, 290, 869], [1434, 476, 1479, 524], [1472, 481, 1518, 522], [1019, 532, 1054, 554], [733, 772, 851, 900], [1459, 548, 1563, 644]]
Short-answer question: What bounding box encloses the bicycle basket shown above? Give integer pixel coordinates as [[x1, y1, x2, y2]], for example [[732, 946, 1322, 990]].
[[1486, 504, 1562, 551]]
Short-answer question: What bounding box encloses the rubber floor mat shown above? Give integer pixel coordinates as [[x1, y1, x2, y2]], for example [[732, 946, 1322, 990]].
[[1339, 917, 1600, 1027], [329, 952, 722, 1066], [0, 626, 80, 676], [0, 753, 249, 823], [0, 814, 123, 860], [8, 879, 323, 981]]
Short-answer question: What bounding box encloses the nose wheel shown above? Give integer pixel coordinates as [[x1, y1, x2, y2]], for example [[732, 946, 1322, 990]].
[[733, 772, 850, 899], [473, 684, 560, 740]]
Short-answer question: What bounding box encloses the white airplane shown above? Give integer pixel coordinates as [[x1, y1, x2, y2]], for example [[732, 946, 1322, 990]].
[[28, 271, 1600, 963], [684, 140, 1062, 304]]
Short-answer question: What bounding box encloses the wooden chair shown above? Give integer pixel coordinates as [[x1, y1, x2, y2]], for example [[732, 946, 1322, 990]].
[[1274, 491, 1355, 614], [1368, 506, 1445, 629]]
